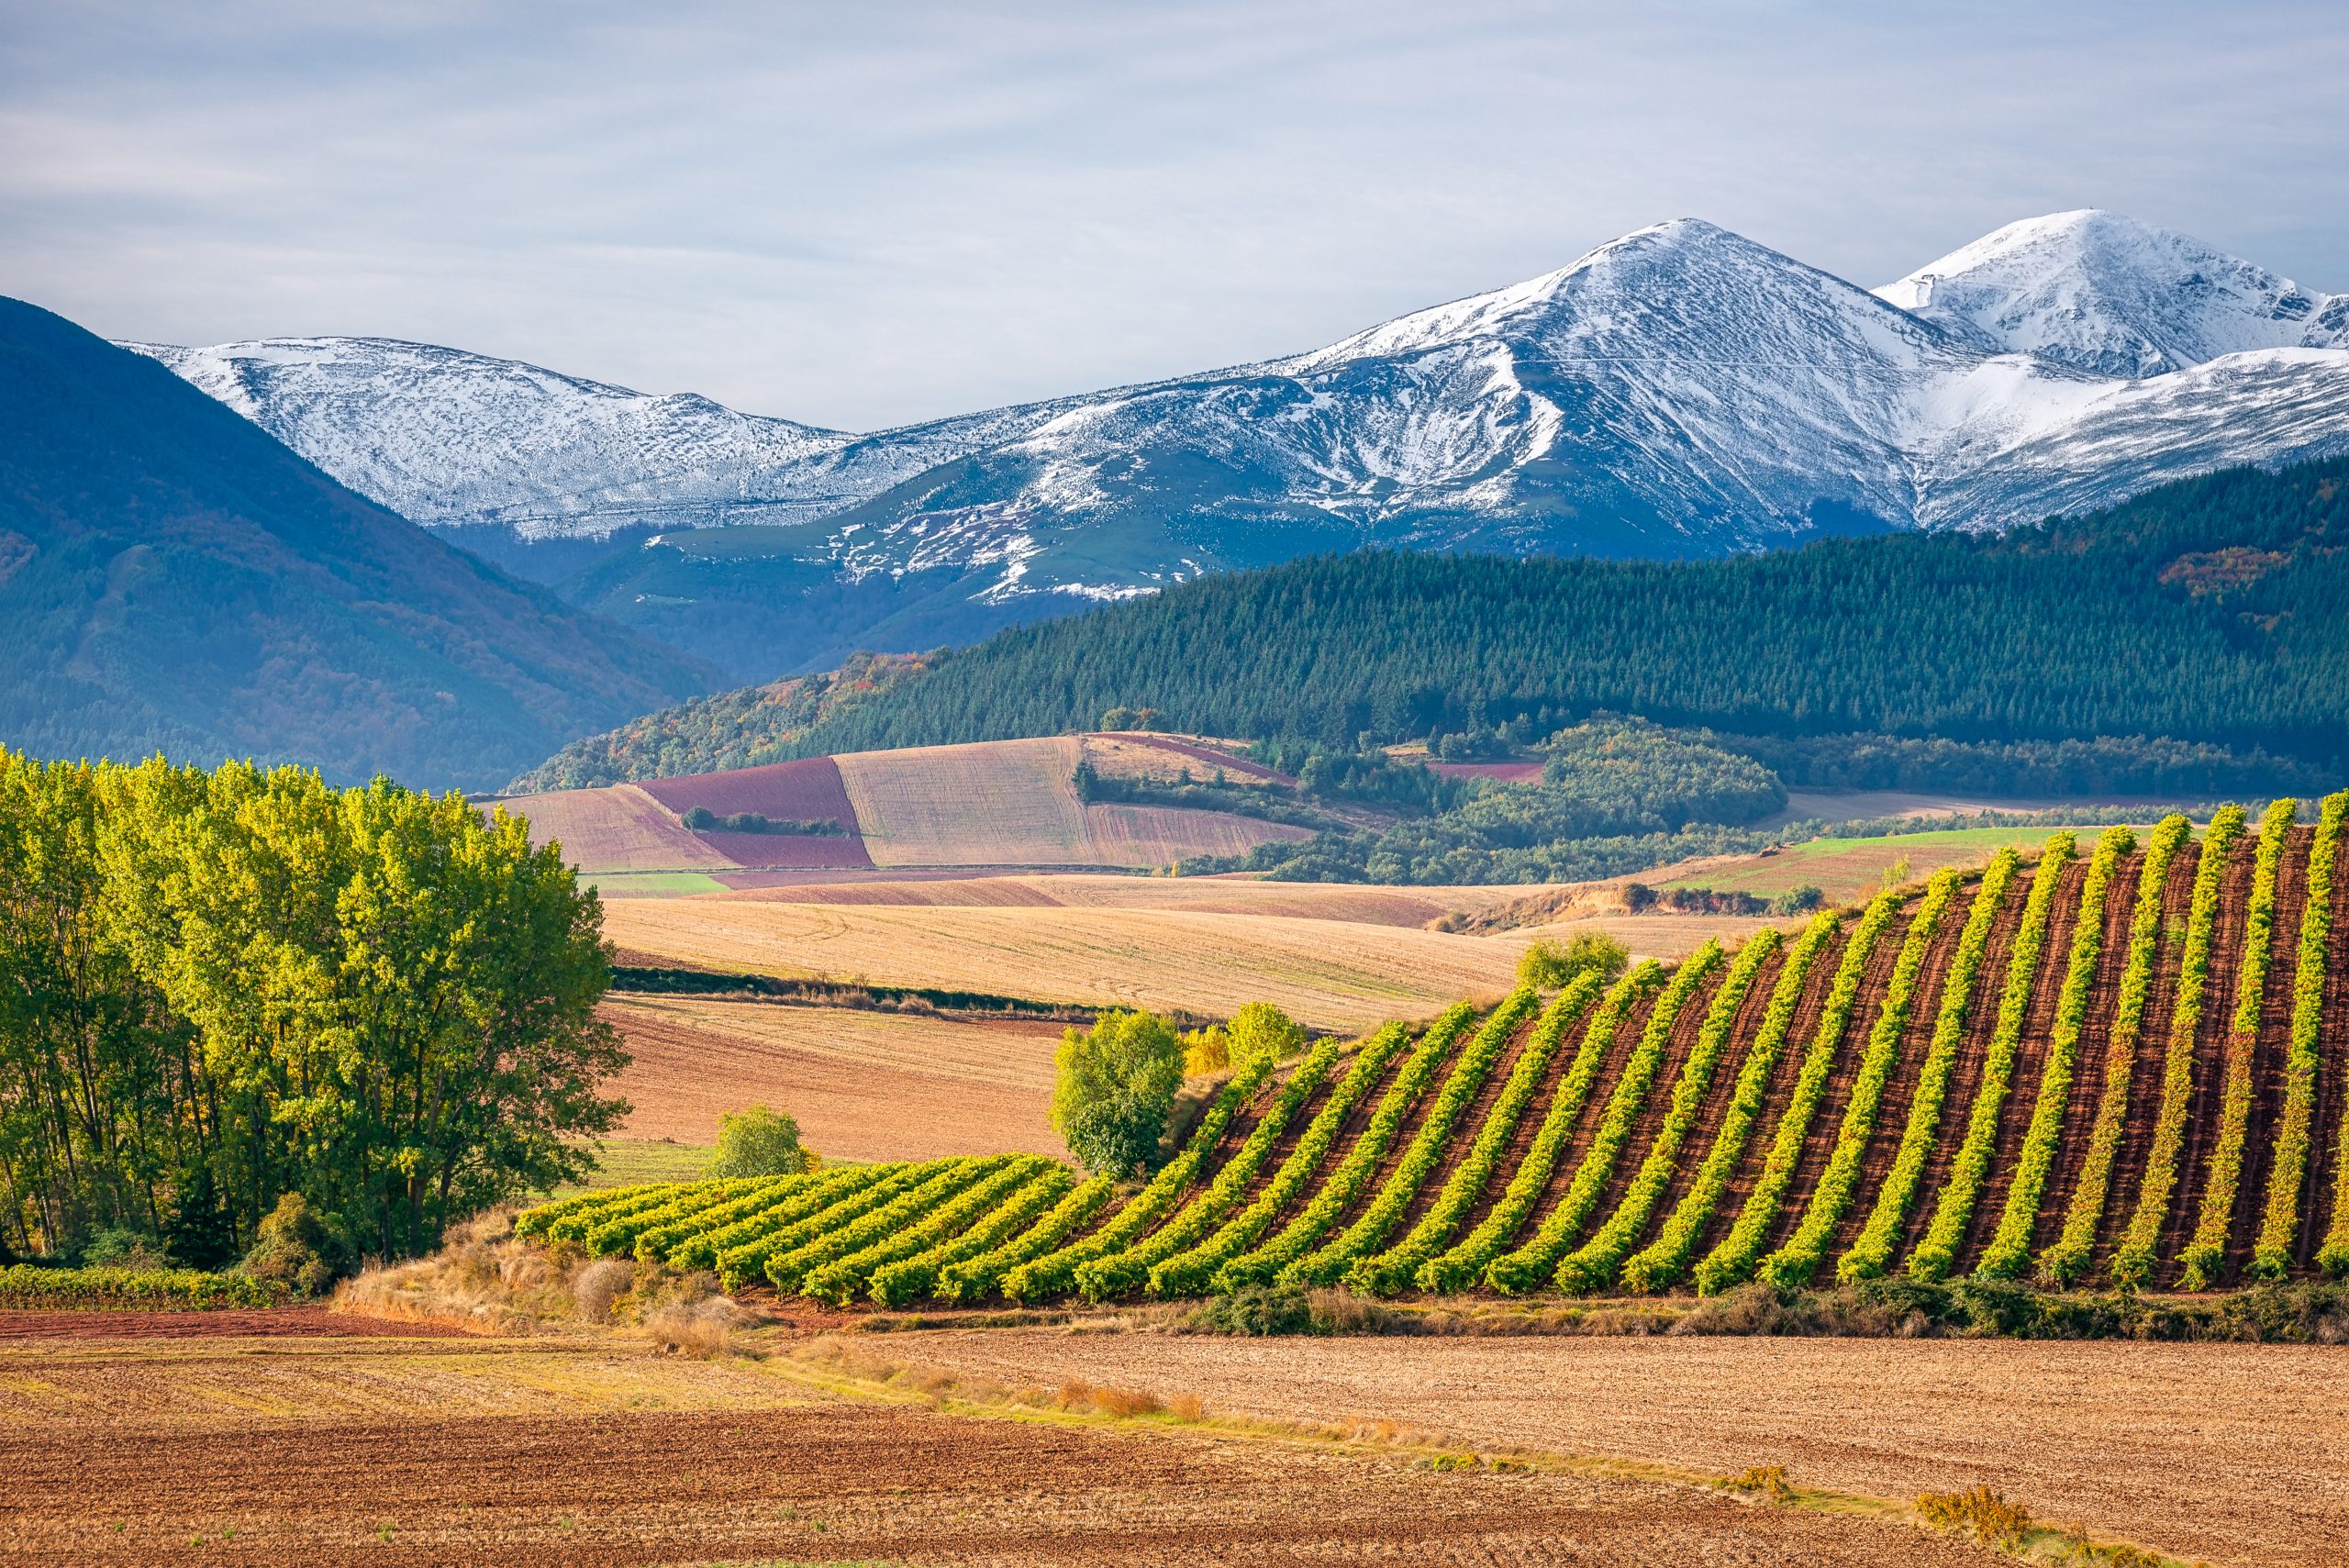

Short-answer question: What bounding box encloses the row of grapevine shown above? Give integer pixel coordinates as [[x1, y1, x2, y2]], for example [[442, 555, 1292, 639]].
[[1976, 829, 2132, 1280], [1840, 853, 2019, 1283], [2256, 794, 2346, 1277], [1762, 870, 1964, 1288], [2110, 806, 2246, 1286], [1620, 913, 1836, 1293], [1487, 945, 1726, 1293], [873, 1164, 1079, 1307], [1289, 987, 1543, 1288], [1907, 836, 2076, 1283], [1073, 1039, 1347, 1299], [2036, 816, 2191, 1285], [1351, 979, 1601, 1295], [1554, 929, 1782, 1294], [2180, 798, 2300, 1288], [1418, 965, 1662, 1293], [1693, 888, 1904, 1294], [1214, 1006, 1478, 1289], [803, 1159, 1059, 1305], [1150, 1025, 1415, 1297]]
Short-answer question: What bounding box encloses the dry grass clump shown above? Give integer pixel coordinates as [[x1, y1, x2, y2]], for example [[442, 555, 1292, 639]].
[[335, 1210, 741, 1344]]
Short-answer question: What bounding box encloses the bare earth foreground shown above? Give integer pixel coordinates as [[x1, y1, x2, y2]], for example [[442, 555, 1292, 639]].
[[4, 1312, 2009, 1568], [908, 1329, 2348, 1568]]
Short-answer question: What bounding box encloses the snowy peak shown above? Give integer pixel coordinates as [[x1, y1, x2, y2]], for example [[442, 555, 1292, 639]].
[[1877, 209, 2343, 377], [125, 336, 852, 539]]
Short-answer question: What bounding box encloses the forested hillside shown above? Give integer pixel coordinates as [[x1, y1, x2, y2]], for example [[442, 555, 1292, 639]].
[[522, 459, 2349, 795], [528, 806, 2349, 1303]]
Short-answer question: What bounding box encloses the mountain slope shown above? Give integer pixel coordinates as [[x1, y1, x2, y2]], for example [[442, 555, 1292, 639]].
[[130, 214, 2349, 677], [0, 297, 717, 790], [1878, 209, 2347, 377]]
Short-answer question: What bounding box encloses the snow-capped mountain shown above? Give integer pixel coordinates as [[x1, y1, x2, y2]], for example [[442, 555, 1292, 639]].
[[1878, 210, 2345, 377], [125, 211, 2349, 674]]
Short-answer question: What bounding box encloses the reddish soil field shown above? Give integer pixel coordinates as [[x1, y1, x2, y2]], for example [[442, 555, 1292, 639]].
[[635, 755, 865, 829], [0, 1307, 474, 1340], [687, 827, 874, 869]]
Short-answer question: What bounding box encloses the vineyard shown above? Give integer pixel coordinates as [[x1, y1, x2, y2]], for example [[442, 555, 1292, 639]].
[[520, 810, 2349, 1304]]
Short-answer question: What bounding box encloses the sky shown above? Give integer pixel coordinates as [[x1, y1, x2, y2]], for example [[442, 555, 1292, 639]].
[[5, 0, 2346, 432]]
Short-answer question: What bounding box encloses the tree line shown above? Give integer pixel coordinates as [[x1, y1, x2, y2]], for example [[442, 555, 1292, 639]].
[[0, 751, 624, 1265]]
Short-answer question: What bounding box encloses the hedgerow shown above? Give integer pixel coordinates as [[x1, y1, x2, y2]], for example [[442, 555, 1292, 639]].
[[1214, 1007, 1477, 1291], [1417, 966, 1658, 1294], [800, 1157, 1051, 1305], [1620, 912, 1834, 1294], [1286, 987, 1540, 1289], [937, 1174, 1116, 1303], [1839, 853, 2019, 1283], [1351, 976, 1602, 1295], [663, 1165, 878, 1271], [1908, 834, 2076, 1283], [716, 1163, 933, 1289], [767, 1159, 1000, 1294], [0, 1264, 291, 1310], [1000, 1057, 1273, 1301], [2111, 806, 2246, 1287], [2037, 816, 2190, 1285], [2181, 797, 2299, 1289], [871, 1164, 1078, 1307], [1488, 946, 1725, 1294], [1693, 888, 1901, 1296], [1976, 829, 2132, 1280], [1760, 869, 1963, 1288], [1154, 1025, 1414, 1298], [2257, 793, 2345, 1279], [1555, 930, 1781, 1294], [1074, 1043, 1339, 1299]]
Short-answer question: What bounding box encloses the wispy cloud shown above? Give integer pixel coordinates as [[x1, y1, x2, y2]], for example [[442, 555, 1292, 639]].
[[4, 0, 2343, 428]]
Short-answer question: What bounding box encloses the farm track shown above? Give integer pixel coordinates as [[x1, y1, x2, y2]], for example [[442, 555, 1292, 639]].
[[1643, 948, 1792, 1238], [2222, 826, 2311, 1273], [2096, 847, 2199, 1258], [2300, 832, 2349, 1265], [2030, 851, 2146, 1258], [1696, 929, 1845, 1260], [1755, 900, 1913, 1256], [2154, 844, 2259, 1280], [1951, 855, 2089, 1274]]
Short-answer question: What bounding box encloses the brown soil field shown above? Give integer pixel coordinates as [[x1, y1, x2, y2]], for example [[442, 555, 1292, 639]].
[[716, 871, 1542, 925], [601, 899, 1533, 1029], [601, 995, 1065, 1161], [907, 1329, 2349, 1568], [496, 782, 733, 873], [0, 1319, 1998, 1567], [1081, 731, 1291, 785]]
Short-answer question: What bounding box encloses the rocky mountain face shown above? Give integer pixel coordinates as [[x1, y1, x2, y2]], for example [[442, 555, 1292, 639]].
[[127, 211, 2349, 679]]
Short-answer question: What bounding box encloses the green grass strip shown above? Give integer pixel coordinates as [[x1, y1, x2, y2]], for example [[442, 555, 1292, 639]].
[[1418, 966, 1657, 1294], [1163, 1025, 1414, 1298], [1213, 1007, 1477, 1290], [1693, 887, 1901, 1296], [2110, 806, 2247, 1287], [1622, 912, 1836, 1295], [1840, 853, 2019, 1283], [1761, 869, 1964, 1288], [2037, 817, 2189, 1285], [2256, 793, 2345, 1280], [1351, 976, 1603, 1296], [1908, 834, 2076, 1283], [1488, 947, 1725, 1295], [1976, 829, 2132, 1280], [1555, 930, 1782, 1295], [2180, 797, 2300, 1289], [1292, 987, 1542, 1288]]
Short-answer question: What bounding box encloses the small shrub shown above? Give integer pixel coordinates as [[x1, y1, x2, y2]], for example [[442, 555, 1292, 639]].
[[1192, 1282, 1316, 1335], [707, 1104, 818, 1177], [1720, 1465, 1794, 1505], [1517, 929, 1630, 992], [239, 1193, 354, 1296], [643, 1297, 737, 1359], [1225, 1001, 1307, 1066], [79, 1227, 173, 1271], [1917, 1485, 2032, 1546], [1180, 1025, 1230, 1076], [572, 1257, 634, 1322]]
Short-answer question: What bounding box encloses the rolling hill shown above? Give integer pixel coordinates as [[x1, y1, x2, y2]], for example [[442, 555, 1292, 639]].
[[132, 211, 2349, 676], [0, 296, 716, 790], [533, 804, 2349, 1300]]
